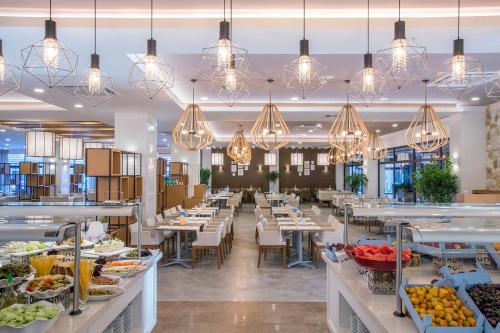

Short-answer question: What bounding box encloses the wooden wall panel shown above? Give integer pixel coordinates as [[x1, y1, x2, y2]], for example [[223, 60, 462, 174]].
[[279, 148, 335, 190], [211, 148, 270, 192]]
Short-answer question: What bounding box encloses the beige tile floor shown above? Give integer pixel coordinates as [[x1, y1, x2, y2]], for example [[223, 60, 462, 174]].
[[155, 204, 379, 332]]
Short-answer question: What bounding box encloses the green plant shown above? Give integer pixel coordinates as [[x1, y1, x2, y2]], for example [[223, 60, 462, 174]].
[[200, 168, 211, 185], [413, 159, 458, 203], [266, 171, 280, 183], [345, 173, 368, 194]]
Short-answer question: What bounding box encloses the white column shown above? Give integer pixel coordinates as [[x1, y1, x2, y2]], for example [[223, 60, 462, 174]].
[[200, 147, 212, 190], [364, 159, 379, 197], [54, 141, 70, 195], [335, 164, 344, 191], [171, 144, 200, 197], [114, 112, 157, 218], [269, 150, 279, 192]]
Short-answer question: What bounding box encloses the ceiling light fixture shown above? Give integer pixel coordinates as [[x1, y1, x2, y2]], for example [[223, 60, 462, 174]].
[[34, 88, 44, 93], [129, 0, 174, 99], [392, 123, 398, 127], [21, 0, 78, 88], [227, 124, 252, 164], [283, 0, 326, 99], [25, 130, 56, 158], [74, 0, 116, 107], [74, 103, 83, 108], [172, 79, 214, 151], [470, 96, 480, 101], [350, 0, 388, 105], [433, 0, 485, 100], [328, 147, 352, 165], [250, 79, 291, 151], [0, 39, 22, 96], [363, 131, 387, 160], [375, 0, 427, 90], [328, 80, 369, 152], [405, 79, 448, 152], [59, 137, 84, 160]]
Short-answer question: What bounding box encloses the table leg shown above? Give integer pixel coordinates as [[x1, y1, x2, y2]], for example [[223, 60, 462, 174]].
[[288, 231, 314, 268], [162, 230, 190, 268]]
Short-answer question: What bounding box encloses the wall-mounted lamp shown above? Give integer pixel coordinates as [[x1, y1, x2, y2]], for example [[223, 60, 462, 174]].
[[258, 165, 263, 172], [285, 165, 290, 172], [218, 165, 223, 172], [324, 165, 328, 172]]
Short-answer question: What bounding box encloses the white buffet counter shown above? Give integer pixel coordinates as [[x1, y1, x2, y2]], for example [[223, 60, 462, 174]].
[[47, 253, 161, 333], [322, 253, 499, 333]]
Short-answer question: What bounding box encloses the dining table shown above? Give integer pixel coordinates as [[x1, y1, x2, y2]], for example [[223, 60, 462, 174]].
[[277, 218, 323, 268]]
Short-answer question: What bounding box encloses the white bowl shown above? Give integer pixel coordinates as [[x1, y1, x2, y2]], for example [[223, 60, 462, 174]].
[[19, 276, 73, 299], [0, 301, 63, 333]]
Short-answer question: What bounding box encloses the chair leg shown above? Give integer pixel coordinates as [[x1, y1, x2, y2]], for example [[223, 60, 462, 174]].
[[264, 248, 267, 261], [215, 247, 221, 269], [257, 245, 262, 268], [219, 244, 224, 263], [192, 247, 196, 269], [255, 227, 258, 243], [315, 246, 320, 269], [281, 247, 286, 269]]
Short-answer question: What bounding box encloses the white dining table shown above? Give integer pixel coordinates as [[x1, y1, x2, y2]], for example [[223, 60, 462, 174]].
[[278, 220, 322, 268]]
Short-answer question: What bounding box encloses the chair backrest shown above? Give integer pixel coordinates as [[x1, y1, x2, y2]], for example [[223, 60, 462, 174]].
[[256, 221, 264, 234], [176, 205, 182, 211], [170, 208, 177, 215], [145, 216, 156, 227], [163, 209, 172, 217], [155, 213, 164, 223], [295, 196, 300, 202], [216, 223, 224, 243]]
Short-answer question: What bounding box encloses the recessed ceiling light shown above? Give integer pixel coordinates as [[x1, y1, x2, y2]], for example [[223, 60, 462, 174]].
[[316, 123, 322, 127], [297, 141, 302, 144], [200, 96, 209, 101], [392, 123, 398, 128], [300, 124, 304, 127], [470, 96, 480, 101], [162, 138, 167, 142], [302, 134, 307, 137], [167, 144, 171, 147], [4, 144, 8, 146], [0, 129, 5, 132], [5, 138, 10, 141], [290, 97, 299, 101], [380, 97, 389, 101], [307, 129, 313, 133], [375, 129, 381, 133], [34, 88, 44, 93], [74, 103, 83, 108]]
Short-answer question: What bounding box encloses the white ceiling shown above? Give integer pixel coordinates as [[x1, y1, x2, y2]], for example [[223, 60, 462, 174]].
[[0, 0, 499, 147]]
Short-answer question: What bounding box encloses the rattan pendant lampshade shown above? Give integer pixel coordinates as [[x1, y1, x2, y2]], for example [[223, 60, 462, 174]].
[[250, 79, 290, 151], [172, 79, 214, 151], [328, 147, 352, 165], [405, 80, 448, 152], [227, 125, 251, 164], [328, 81, 369, 152], [363, 131, 387, 160]]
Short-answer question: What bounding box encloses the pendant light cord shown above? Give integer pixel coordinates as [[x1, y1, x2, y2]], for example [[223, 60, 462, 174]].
[[345, 80, 350, 104], [269, 81, 272, 104], [367, 0, 370, 53], [94, 0, 97, 54], [303, 0, 306, 39], [49, 0, 52, 20], [398, 0, 401, 21], [424, 80, 428, 105], [230, 0, 232, 40], [223, 0, 226, 21], [457, 0, 461, 38], [150, 0, 153, 39]]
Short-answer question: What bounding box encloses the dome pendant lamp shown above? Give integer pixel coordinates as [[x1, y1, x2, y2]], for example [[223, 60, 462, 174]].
[[129, 0, 174, 99], [21, 0, 78, 88]]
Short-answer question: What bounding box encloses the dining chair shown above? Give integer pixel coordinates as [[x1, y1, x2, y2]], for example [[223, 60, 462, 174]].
[[191, 223, 224, 269], [256, 221, 286, 269]]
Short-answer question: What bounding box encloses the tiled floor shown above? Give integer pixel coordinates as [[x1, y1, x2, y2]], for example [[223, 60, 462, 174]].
[[155, 204, 375, 332]]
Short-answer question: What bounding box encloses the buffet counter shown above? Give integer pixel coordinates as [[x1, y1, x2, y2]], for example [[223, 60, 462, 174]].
[[322, 253, 500, 333], [47, 253, 161, 333]]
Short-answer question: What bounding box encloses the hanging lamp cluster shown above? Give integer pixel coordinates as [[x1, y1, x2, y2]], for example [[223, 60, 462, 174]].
[[405, 80, 448, 153], [282, 0, 326, 99], [172, 79, 214, 151], [129, 0, 174, 99], [250, 79, 291, 151], [227, 125, 252, 164]]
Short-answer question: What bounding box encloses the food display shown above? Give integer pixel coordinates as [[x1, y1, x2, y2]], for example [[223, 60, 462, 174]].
[[71, 259, 95, 303], [0, 301, 61, 328], [25, 275, 71, 293], [88, 286, 124, 301], [89, 288, 116, 296], [123, 248, 152, 259], [93, 239, 124, 254], [2, 241, 47, 254], [104, 260, 144, 267], [30, 255, 57, 277], [467, 284, 500, 328], [0, 264, 31, 281], [345, 244, 412, 271], [101, 265, 145, 277], [404, 285, 478, 327], [91, 276, 119, 286]]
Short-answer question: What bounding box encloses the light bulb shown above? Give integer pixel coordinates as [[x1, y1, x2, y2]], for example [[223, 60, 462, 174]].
[[362, 67, 374, 93], [88, 67, 101, 95], [392, 38, 407, 71], [0, 56, 4, 81], [297, 55, 312, 84], [451, 54, 465, 82], [43, 38, 59, 68], [217, 38, 232, 68], [144, 55, 159, 81], [224, 67, 237, 92]]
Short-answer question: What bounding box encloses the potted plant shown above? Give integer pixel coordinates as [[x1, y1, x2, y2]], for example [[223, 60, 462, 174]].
[[266, 171, 280, 192], [344, 174, 368, 194], [413, 159, 458, 203], [200, 168, 211, 185]]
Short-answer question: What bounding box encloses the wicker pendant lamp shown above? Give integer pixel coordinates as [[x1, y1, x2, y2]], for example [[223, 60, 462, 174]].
[[405, 80, 448, 152], [363, 131, 387, 160], [227, 125, 251, 164], [172, 79, 214, 151], [328, 147, 352, 165], [250, 79, 291, 151], [328, 80, 369, 152]]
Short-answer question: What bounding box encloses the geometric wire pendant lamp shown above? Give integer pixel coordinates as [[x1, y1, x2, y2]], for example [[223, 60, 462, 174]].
[[21, 0, 78, 88], [250, 79, 291, 151], [375, 0, 427, 90], [487, 76, 500, 102], [363, 131, 387, 160], [212, 0, 250, 107], [73, 0, 116, 107], [328, 147, 352, 165], [328, 80, 369, 152], [282, 0, 326, 99], [227, 124, 251, 164], [172, 79, 214, 151], [129, 0, 174, 99], [405, 79, 448, 153], [0, 39, 23, 96], [201, 0, 249, 81], [25, 131, 56, 158], [433, 0, 484, 100], [350, 0, 388, 105]]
